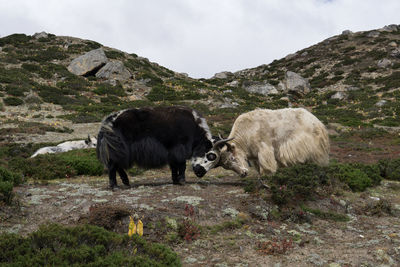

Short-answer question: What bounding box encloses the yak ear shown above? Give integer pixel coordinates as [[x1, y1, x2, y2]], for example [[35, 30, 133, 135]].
[[85, 135, 91, 145]]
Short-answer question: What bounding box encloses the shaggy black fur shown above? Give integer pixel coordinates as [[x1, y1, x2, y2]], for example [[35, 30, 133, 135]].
[[97, 106, 213, 188]]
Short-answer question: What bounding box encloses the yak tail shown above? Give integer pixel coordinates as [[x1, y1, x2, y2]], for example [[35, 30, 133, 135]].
[[96, 124, 130, 169]]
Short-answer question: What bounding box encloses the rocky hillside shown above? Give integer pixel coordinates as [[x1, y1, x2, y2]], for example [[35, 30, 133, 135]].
[[0, 25, 399, 143]]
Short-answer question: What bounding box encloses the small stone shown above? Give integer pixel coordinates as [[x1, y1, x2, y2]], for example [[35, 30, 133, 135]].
[[223, 208, 239, 218], [377, 58, 393, 68], [314, 236, 325, 245], [184, 257, 198, 264], [375, 100, 387, 107], [331, 91, 346, 100], [171, 196, 204, 206], [367, 31, 380, 38]]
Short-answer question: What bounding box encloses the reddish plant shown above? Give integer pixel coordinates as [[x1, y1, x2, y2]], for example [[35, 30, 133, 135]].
[[179, 204, 200, 242], [257, 237, 293, 255]]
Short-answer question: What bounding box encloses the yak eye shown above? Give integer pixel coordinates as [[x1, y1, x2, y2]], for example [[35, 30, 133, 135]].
[[206, 153, 217, 161]]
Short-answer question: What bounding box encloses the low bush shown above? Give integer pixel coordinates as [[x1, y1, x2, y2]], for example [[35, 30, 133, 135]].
[[266, 161, 383, 205], [3, 96, 24, 106], [379, 158, 400, 181], [0, 167, 22, 204], [0, 223, 181, 266], [8, 149, 103, 180]]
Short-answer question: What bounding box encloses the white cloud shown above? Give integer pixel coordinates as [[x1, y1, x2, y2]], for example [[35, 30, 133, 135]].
[[0, 0, 399, 78]]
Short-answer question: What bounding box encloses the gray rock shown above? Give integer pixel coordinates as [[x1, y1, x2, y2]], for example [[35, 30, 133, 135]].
[[184, 257, 198, 264], [33, 31, 48, 39], [68, 48, 108, 76], [390, 48, 400, 58], [227, 80, 239, 87], [367, 31, 380, 38], [388, 41, 398, 47], [331, 91, 346, 100], [307, 253, 326, 266], [377, 58, 393, 68], [342, 30, 353, 35], [376, 100, 387, 107], [284, 71, 311, 95], [223, 208, 239, 218], [381, 24, 399, 32], [213, 71, 232, 79], [96, 61, 132, 81], [220, 97, 239, 109], [244, 82, 278, 95]]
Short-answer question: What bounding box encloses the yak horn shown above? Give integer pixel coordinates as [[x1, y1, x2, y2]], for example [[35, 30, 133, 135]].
[[213, 137, 234, 150]]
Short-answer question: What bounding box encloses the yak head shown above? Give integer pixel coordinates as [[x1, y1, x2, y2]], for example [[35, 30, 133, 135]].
[[191, 135, 248, 178], [85, 135, 97, 148]]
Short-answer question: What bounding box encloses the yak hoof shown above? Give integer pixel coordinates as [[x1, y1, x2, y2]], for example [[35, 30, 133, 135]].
[[173, 177, 186, 185]]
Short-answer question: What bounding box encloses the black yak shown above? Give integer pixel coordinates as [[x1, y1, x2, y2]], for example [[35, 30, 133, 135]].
[[96, 106, 220, 188]]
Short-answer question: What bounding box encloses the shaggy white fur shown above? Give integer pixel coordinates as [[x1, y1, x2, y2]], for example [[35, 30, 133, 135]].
[[219, 108, 330, 176]]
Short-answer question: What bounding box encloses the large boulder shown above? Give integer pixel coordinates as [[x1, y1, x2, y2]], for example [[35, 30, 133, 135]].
[[284, 71, 311, 95], [243, 81, 278, 95], [33, 31, 48, 39], [96, 61, 132, 81], [68, 48, 108, 76], [212, 71, 233, 79]]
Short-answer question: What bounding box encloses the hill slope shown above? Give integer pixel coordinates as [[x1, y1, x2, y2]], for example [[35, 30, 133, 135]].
[[0, 25, 399, 144]]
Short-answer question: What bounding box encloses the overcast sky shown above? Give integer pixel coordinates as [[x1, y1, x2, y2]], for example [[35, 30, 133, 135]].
[[1, 0, 399, 78]]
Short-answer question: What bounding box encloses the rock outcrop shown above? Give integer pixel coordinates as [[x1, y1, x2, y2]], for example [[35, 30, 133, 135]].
[[96, 61, 132, 81], [284, 71, 311, 95], [68, 48, 108, 76]]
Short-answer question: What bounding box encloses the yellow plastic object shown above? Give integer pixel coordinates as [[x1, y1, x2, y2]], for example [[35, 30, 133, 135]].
[[128, 216, 136, 236], [137, 219, 143, 236]]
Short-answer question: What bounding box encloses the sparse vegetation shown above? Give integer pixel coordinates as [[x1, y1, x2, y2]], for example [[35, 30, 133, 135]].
[[0, 223, 181, 266]]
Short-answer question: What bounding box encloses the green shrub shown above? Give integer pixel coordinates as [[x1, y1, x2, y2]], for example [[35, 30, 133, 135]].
[[105, 50, 125, 59], [0, 181, 13, 204], [9, 149, 103, 180], [329, 162, 381, 191], [266, 161, 384, 205], [58, 149, 103, 176], [0, 224, 181, 266], [379, 158, 400, 181], [4, 83, 30, 97], [3, 96, 24, 106], [0, 33, 32, 46], [0, 166, 22, 204], [147, 84, 179, 101], [93, 83, 126, 97], [268, 163, 329, 205]]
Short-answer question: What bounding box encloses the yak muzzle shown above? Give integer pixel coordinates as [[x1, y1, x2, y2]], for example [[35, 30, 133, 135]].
[[193, 165, 207, 178]]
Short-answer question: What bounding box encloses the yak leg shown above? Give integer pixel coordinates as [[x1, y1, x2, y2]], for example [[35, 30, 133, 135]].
[[169, 144, 187, 185], [257, 142, 278, 175], [170, 162, 186, 185], [256, 143, 278, 189], [108, 163, 118, 189], [117, 167, 130, 187], [171, 164, 179, 183]]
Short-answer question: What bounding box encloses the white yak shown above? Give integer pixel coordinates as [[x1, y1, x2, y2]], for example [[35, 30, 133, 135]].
[[193, 108, 330, 178]]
